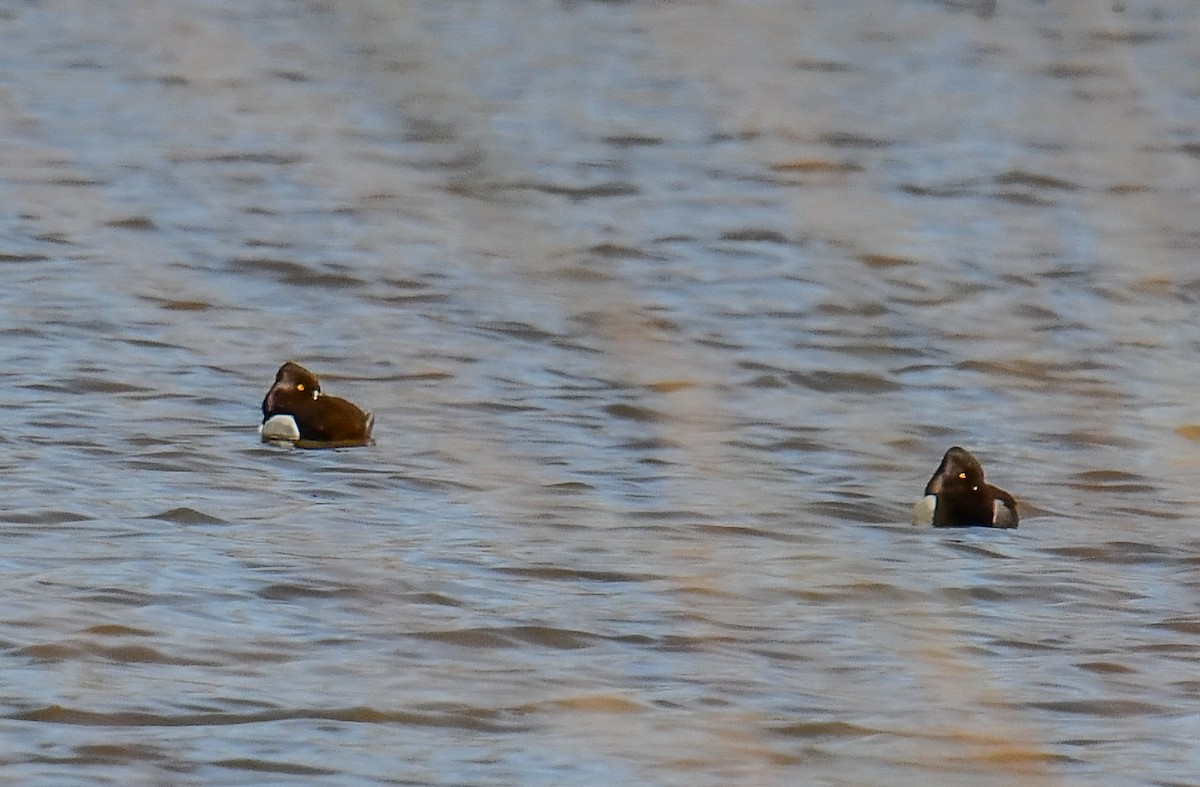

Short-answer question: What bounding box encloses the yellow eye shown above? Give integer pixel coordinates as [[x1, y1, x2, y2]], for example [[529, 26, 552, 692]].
[[958, 472, 967, 479], [296, 383, 305, 392]]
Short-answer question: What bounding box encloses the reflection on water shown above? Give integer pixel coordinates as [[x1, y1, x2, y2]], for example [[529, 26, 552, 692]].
[[2, 0, 1200, 783]]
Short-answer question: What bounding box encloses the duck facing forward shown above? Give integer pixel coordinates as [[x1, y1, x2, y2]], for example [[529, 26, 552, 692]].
[[260, 361, 374, 447], [912, 446, 1018, 528]]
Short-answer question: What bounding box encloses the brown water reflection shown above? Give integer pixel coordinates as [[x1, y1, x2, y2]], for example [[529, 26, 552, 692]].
[[1, 0, 1199, 783]]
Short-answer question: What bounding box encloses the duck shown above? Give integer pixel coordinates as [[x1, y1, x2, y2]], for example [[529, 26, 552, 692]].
[[912, 446, 1018, 528], [260, 361, 373, 446]]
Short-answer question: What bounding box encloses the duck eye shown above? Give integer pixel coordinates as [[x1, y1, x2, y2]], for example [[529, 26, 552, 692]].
[[958, 472, 967, 479], [296, 383, 305, 392]]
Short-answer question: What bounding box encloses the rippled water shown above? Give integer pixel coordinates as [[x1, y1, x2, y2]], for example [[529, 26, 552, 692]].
[[3, 0, 1200, 783]]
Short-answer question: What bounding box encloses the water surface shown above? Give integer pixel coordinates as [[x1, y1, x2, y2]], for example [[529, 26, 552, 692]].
[[2, 0, 1200, 784]]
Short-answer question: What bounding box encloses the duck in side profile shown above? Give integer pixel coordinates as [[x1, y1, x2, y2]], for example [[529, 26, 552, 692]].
[[260, 361, 374, 447], [912, 446, 1018, 528]]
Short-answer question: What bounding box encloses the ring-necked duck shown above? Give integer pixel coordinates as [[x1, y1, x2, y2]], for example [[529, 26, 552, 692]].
[[260, 361, 373, 447], [912, 446, 1018, 528]]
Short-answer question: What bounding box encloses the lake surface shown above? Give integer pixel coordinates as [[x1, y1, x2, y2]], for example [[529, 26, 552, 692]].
[[2, 0, 1200, 784]]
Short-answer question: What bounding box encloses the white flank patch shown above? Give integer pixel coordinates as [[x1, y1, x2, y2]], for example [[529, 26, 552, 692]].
[[259, 414, 301, 441], [993, 499, 1019, 529], [911, 494, 937, 526]]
